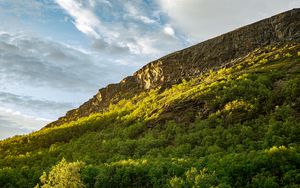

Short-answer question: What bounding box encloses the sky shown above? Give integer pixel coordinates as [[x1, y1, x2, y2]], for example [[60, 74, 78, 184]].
[[0, 0, 299, 140]]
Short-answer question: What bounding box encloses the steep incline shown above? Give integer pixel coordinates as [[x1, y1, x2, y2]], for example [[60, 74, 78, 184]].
[[47, 8, 300, 128]]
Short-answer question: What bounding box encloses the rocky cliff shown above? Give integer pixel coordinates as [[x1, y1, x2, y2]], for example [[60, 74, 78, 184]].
[[46, 8, 300, 128]]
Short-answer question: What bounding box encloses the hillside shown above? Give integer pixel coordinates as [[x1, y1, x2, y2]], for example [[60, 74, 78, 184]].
[[0, 9, 300, 188], [46, 8, 300, 128]]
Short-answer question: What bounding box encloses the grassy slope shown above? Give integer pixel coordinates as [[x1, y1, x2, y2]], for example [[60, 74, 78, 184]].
[[0, 43, 300, 187]]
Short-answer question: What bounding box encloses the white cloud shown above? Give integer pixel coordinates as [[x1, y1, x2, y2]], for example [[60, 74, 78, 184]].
[[157, 0, 300, 41], [55, 0, 182, 56], [56, 0, 101, 38], [55, 0, 120, 41], [164, 25, 175, 37], [139, 16, 156, 24], [124, 3, 156, 24]]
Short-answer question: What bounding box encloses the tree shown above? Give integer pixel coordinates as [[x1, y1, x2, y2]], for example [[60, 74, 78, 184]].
[[36, 158, 85, 188]]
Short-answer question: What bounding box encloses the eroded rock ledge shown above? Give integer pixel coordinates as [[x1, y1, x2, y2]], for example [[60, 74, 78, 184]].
[[45, 8, 300, 128]]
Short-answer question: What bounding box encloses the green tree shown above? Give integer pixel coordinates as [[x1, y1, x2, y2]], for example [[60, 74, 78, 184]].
[[36, 158, 85, 188]]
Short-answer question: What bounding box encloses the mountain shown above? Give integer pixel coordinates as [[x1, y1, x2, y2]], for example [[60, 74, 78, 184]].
[[46, 8, 300, 128], [0, 9, 300, 188]]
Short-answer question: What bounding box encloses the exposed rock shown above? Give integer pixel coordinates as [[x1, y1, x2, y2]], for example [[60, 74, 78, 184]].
[[45, 8, 300, 128]]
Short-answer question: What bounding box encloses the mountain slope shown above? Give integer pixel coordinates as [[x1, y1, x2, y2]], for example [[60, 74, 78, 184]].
[[46, 8, 300, 128], [0, 9, 300, 188]]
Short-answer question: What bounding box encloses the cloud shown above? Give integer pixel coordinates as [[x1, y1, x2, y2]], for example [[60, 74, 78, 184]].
[[123, 2, 156, 24], [157, 0, 300, 41], [0, 108, 49, 140], [55, 0, 119, 40], [91, 38, 131, 56], [55, 0, 184, 56], [0, 32, 104, 92], [0, 0, 46, 17], [164, 25, 175, 37], [0, 91, 74, 119], [56, 0, 103, 38]]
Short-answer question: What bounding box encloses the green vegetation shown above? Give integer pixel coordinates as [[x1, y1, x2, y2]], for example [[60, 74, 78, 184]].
[[37, 158, 85, 188], [0, 43, 299, 187]]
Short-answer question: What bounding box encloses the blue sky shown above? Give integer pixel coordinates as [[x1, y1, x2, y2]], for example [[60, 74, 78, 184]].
[[0, 0, 299, 139]]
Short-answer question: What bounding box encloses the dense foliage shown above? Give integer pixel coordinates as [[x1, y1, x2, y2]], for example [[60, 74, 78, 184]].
[[0, 43, 299, 187]]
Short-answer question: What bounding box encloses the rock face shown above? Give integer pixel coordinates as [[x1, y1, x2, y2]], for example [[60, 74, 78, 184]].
[[46, 9, 300, 128]]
